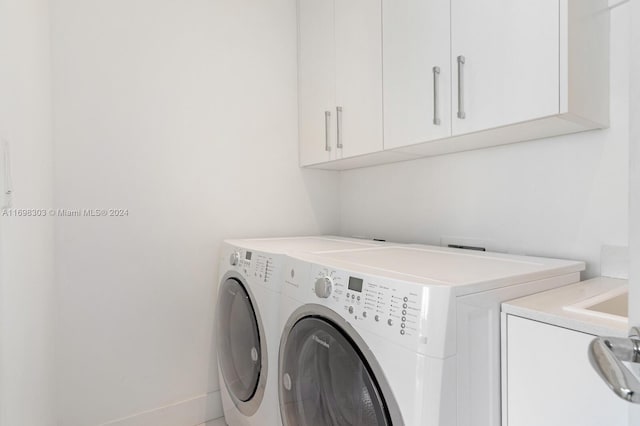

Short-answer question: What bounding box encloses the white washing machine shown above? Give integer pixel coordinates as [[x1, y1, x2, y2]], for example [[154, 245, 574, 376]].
[[216, 236, 383, 426], [278, 245, 585, 426]]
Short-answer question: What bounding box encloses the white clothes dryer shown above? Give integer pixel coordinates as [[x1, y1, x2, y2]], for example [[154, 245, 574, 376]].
[[216, 236, 382, 426], [278, 245, 585, 426]]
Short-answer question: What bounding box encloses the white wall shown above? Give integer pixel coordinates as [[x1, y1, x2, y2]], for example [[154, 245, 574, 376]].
[[51, 0, 339, 424], [47, 0, 633, 424], [340, 5, 629, 278], [0, 0, 56, 424]]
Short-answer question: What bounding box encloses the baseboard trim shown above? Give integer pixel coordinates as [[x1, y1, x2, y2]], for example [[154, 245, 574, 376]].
[[100, 390, 224, 426]]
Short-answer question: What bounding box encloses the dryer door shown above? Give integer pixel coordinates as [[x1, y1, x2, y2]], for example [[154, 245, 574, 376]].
[[279, 312, 402, 426], [217, 275, 265, 415]]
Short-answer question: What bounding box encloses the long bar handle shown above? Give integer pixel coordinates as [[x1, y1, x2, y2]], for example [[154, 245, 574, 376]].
[[589, 327, 640, 404], [336, 106, 343, 149], [457, 55, 466, 119], [433, 66, 441, 126], [324, 111, 331, 152]]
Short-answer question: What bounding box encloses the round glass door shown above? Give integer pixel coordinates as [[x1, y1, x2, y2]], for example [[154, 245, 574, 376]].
[[217, 277, 263, 407], [280, 316, 391, 426]]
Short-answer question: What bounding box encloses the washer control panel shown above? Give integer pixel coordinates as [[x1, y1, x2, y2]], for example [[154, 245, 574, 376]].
[[226, 247, 279, 288], [309, 264, 429, 352]]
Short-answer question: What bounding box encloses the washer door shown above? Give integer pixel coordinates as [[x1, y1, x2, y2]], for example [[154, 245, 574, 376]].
[[217, 275, 265, 415], [280, 314, 399, 426]]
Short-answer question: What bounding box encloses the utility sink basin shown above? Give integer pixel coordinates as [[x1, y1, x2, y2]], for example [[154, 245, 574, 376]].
[[564, 286, 628, 323]]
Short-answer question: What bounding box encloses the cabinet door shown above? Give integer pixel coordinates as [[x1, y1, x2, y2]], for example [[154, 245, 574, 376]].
[[506, 316, 628, 426], [383, 0, 451, 150], [298, 0, 336, 166], [334, 0, 383, 159], [451, 0, 560, 136]]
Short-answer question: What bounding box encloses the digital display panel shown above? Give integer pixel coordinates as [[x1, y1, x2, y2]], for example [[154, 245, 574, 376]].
[[245, 251, 252, 260], [348, 277, 363, 292]]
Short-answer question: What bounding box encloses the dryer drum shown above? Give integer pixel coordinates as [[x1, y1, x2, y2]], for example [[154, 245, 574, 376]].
[[217, 277, 262, 403], [280, 316, 391, 426]]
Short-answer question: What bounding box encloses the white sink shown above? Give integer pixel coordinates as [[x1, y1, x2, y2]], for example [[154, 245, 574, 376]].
[[563, 286, 628, 323]]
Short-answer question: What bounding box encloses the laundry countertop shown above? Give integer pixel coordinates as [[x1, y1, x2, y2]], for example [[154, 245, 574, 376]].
[[502, 277, 629, 337]]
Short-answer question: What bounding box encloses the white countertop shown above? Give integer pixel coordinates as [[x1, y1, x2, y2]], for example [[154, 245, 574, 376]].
[[292, 245, 584, 295], [502, 277, 628, 337]]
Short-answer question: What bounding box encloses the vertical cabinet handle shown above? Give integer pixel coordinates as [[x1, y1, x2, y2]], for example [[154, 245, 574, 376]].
[[336, 106, 343, 149], [457, 55, 466, 119], [324, 111, 331, 152], [433, 66, 441, 126]]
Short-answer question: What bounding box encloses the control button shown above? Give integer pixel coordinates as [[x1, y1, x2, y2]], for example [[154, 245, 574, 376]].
[[387, 319, 393, 326], [374, 315, 380, 322], [402, 310, 407, 315], [314, 276, 333, 299], [362, 311, 367, 318], [229, 252, 240, 266], [351, 294, 355, 299], [348, 306, 354, 314], [402, 317, 406, 322], [403, 303, 407, 309], [357, 296, 360, 301], [401, 323, 406, 329], [403, 297, 408, 302], [400, 330, 405, 335]]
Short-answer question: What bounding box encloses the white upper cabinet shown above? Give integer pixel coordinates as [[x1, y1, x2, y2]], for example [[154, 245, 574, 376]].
[[334, 0, 383, 159], [298, 0, 383, 166], [299, 0, 609, 169], [451, 0, 560, 135], [298, 0, 336, 166], [383, 0, 452, 150]]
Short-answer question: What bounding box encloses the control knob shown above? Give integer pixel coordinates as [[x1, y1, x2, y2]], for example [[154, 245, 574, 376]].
[[229, 251, 240, 266], [314, 276, 333, 298]]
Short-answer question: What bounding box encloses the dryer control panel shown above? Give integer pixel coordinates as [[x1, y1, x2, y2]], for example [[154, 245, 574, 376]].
[[223, 246, 282, 290], [294, 263, 454, 356]]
